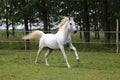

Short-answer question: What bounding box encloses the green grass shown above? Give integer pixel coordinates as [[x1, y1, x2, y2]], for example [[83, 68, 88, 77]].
[[0, 50, 120, 80]]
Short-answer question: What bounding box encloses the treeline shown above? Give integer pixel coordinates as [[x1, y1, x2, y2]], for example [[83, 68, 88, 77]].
[[0, 0, 120, 44]]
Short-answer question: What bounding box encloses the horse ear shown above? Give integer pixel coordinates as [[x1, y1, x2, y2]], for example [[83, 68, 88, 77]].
[[63, 16, 69, 20], [63, 16, 66, 18], [69, 17, 70, 20], [69, 17, 74, 20]]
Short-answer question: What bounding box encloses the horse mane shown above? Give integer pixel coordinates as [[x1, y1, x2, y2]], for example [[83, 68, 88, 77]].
[[58, 17, 69, 29]]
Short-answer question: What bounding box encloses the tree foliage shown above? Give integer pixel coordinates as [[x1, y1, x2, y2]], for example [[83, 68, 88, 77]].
[[0, 0, 120, 44]]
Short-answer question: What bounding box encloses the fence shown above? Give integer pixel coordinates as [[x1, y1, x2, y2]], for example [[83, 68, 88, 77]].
[[0, 20, 119, 53]]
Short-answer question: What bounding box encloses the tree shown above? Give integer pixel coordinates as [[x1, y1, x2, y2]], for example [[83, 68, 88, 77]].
[[83, 0, 90, 43], [109, 0, 120, 39], [35, 0, 49, 33], [102, 0, 110, 45], [3, 0, 10, 38], [89, 0, 101, 39], [13, 0, 36, 35], [41, 0, 48, 33]]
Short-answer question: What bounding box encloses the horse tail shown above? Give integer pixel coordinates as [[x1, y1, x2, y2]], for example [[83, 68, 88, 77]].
[[22, 30, 45, 40]]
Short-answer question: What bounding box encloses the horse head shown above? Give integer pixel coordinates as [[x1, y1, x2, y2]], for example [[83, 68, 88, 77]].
[[68, 17, 77, 33]]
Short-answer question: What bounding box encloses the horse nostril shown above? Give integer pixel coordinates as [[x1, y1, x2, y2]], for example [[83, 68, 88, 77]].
[[74, 31, 77, 33]]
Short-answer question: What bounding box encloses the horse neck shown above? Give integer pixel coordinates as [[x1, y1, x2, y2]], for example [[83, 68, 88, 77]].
[[57, 25, 70, 39]]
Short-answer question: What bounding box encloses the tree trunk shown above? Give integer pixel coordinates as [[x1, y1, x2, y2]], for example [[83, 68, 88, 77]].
[[118, 20, 120, 39], [12, 21, 15, 37], [42, 0, 48, 33], [6, 18, 9, 38], [79, 19, 83, 39], [83, 0, 90, 44], [94, 17, 99, 39], [6, 2, 9, 38], [24, 18, 29, 35], [103, 0, 110, 45], [43, 13, 48, 33], [94, 25, 100, 39], [24, 18, 29, 49]]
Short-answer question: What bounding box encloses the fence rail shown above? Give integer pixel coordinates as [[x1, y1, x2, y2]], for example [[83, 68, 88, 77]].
[[0, 30, 119, 53]]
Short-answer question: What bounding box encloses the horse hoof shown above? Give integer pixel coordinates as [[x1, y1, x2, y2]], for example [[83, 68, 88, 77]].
[[68, 66, 71, 68], [45, 64, 49, 66], [67, 65, 71, 68], [35, 61, 38, 65], [76, 59, 80, 62]]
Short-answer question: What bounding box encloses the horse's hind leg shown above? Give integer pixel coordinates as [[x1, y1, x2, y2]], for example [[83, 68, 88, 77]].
[[45, 48, 52, 66], [35, 46, 43, 64]]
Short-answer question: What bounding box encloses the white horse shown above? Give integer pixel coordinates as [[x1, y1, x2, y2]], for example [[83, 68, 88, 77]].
[[23, 17, 80, 68]]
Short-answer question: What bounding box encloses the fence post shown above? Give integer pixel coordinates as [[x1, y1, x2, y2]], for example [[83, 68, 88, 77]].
[[116, 19, 119, 54], [24, 28, 27, 51]]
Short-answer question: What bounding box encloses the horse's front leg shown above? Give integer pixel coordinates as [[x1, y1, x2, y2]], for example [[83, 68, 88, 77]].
[[59, 44, 71, 68], [68, 43, 80, 61]]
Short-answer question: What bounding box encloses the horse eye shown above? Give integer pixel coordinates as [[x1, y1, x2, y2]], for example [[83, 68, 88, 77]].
[[70, 23, 72, 25]]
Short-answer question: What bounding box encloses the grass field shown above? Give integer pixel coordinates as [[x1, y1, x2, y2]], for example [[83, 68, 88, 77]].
[[0, 50, 120, 80]]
